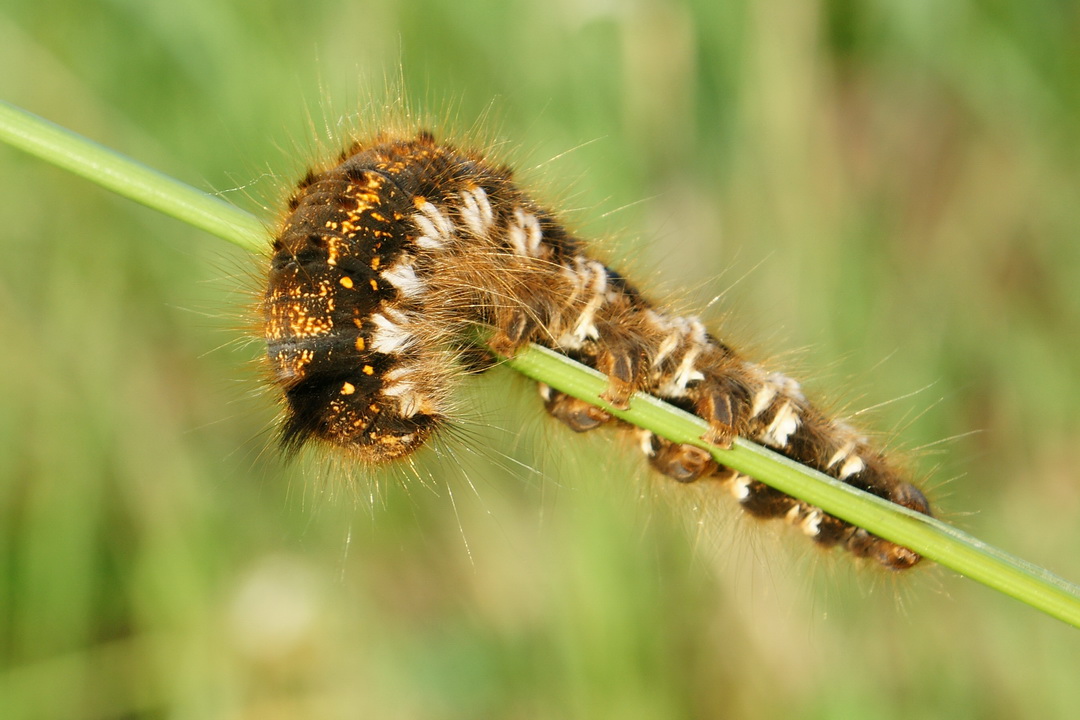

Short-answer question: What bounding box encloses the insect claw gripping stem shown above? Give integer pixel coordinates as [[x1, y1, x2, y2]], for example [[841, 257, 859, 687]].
[[541, 386, 612, 433]]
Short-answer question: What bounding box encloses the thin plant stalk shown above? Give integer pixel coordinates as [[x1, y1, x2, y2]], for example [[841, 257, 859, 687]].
[[0, 100, 264, 252], [2, 99, 1079, 628]]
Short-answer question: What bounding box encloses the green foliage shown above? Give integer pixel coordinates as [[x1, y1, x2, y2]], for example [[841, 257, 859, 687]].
[[2, 1, 1080, 718]]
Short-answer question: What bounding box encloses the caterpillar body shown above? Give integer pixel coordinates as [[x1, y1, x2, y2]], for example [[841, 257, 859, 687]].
[[263, 130, 932, 570]]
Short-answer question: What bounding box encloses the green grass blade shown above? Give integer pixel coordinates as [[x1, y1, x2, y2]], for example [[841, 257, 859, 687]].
[[502, 342, 1080, 629], [2, 100, 1078, 628], [0, 100, 266, 253]]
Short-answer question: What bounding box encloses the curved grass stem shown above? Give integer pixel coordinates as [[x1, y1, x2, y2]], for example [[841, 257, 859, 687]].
[[2, 99, 1079, 628], [0, 100, 265, 252]]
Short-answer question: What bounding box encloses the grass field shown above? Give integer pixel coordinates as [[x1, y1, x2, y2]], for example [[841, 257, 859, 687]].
[[2, 1, 1079, 718]]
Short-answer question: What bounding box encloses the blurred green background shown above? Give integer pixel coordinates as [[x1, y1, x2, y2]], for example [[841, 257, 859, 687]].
[[2, 0, 1079, 718]]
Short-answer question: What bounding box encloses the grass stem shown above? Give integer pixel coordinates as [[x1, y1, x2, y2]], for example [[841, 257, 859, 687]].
[[3, 100, 1078, 628]]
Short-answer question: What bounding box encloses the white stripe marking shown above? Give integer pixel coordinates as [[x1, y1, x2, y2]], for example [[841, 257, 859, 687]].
[[749, 384, 778, 419], [419, 201, 453, 237], [382, 368, 424, 417], [646, 311, 682, 368], [763, 371, 804, 402], [826, 440, 857, 469], [381, 261, 425, 297], [413, 200, 453, 250], [508, 208, 543, 256], [460, 187, 494, 235], [570, 261, 608, 343], [669, 319, 707, 392], [839, 455, 865, 480], [370, 310, 413, 354], [762, 401, 800, 447]]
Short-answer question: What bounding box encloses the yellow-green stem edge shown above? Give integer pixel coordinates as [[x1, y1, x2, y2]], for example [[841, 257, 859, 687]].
[[3, 99, 1078, 628]]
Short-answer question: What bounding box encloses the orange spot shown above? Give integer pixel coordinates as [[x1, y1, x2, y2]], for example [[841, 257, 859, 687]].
[[355, 337, 366, 351], [371, 256, 381, 269], [362, 365, 375, 375], [339, 276, 354, 289], [369, 279, 378, 291], [341, 382, 356, 395]]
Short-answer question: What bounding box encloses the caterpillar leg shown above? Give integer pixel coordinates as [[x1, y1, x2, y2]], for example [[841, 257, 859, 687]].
[[694, 374, 755, 449], [641, 433, 718, 483], [843, 482, 930, 569], [734, 477, 799, 518], [487, 307, 535, 358], [540, 385, 612, 432], [594, 339, 644, 411]]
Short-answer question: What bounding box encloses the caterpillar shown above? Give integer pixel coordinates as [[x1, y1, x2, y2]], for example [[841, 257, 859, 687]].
[[262, 129, 932, 570]]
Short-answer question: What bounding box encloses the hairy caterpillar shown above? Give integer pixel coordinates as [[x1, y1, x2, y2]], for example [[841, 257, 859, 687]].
[[263, 129, 932, 569]]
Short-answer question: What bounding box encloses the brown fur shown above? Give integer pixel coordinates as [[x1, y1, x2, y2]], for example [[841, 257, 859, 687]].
[[263, 130, 932, 568]]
